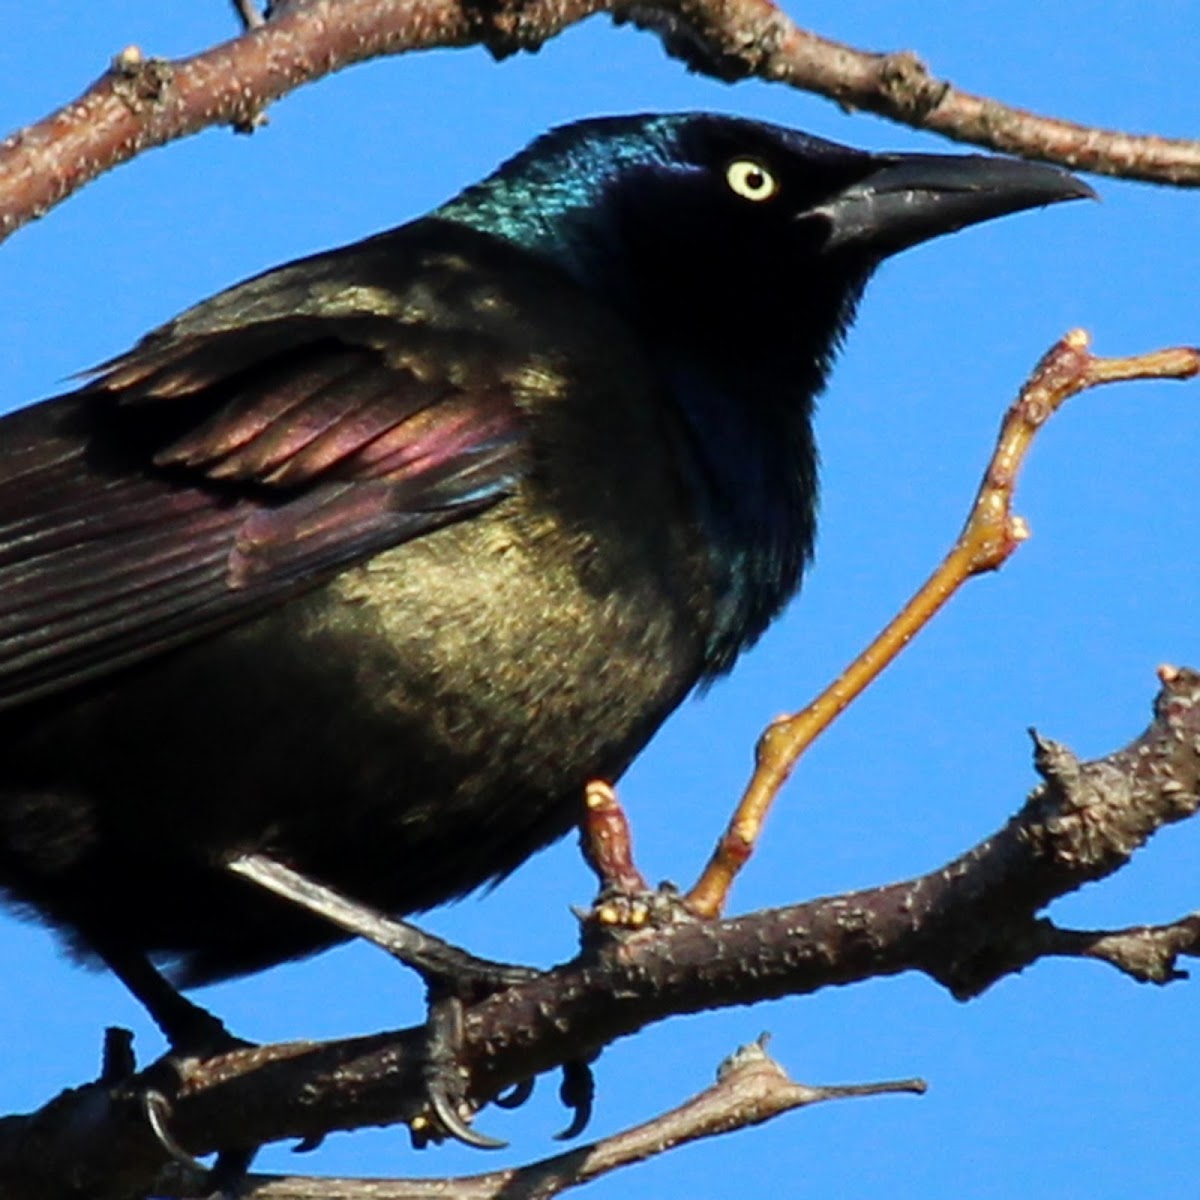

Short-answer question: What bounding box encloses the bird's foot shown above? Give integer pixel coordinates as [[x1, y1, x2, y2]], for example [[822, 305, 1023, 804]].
[[105, 1024, 253, 1191], [86, 943, 261, 1194], [152, 1004, 259, 1194], [228, 853, 546, 1148], [152, 1002, 260, 1192], [408, 992, 506, 1149], [144, 1088, 257, 1198], [407, 995, 597, 1148]]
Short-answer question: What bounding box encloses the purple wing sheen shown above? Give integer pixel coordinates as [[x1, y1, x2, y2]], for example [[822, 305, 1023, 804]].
[[0, 317, 529, 709]]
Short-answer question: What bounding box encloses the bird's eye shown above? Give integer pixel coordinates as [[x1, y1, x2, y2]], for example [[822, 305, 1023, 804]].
[[725, 159, 779, 202]]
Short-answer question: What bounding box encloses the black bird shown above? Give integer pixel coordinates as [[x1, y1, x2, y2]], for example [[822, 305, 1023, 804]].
[[0, 114, 1091, 1047]]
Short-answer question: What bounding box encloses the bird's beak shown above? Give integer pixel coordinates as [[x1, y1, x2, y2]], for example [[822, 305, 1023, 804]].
[[811, 153, 1096, 254]]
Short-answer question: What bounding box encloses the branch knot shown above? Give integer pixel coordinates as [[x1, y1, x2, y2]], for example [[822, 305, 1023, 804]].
[[875, 51, 949, 119], [109, 47, 174, 112]]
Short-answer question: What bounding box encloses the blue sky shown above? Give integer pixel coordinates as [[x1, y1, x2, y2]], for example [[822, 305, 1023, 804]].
[[0, 3, 1197, 1196]]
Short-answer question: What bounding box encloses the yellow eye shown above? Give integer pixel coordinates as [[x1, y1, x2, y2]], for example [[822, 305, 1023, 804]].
[[725, 159, 778, 202]]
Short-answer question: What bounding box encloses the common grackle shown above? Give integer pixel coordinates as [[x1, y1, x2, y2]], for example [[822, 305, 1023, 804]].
[[0, 114, 1092, 1045]]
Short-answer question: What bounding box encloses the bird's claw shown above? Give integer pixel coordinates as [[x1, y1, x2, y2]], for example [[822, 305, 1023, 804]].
[[425, 1079, 508, 1150], [409, 993, 507, 1150], [142, 1088, 257, 1197], [554, 1057, 596, 1140], [494, 1077, 536, 1108], [204, 1147, 258, 1200], [479, 1061, 594, 1140], [143, 1088, 199, 1168]]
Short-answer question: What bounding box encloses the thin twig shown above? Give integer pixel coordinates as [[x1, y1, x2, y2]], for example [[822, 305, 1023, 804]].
[[1031, 910, 1200, 984], [647, 6, 1200, 183], [686, 332, 1200, 917], [230, 0, 267, 30], [579, 781, 649, 897]]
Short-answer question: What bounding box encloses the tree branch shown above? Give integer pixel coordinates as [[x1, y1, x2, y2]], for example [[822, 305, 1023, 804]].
[[2, 0, 1198, 244], [2, 663, 1197, 1199], [154, 1041, 923, 1199]]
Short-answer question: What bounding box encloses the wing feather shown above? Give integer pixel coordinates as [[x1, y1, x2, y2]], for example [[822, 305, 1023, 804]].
[[0, 302, 530, 709]]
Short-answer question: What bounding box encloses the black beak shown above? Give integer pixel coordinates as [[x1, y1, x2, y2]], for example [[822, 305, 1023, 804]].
[[813, 153, 1096, 254]]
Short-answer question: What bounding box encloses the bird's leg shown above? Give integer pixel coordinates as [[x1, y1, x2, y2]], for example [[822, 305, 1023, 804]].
[[685, 332, 1200, 918], [85, 939, 258, 1197], [228, 852, 539, 993], [227, 852, 540, 1147], [90, 938, 246, 1056]]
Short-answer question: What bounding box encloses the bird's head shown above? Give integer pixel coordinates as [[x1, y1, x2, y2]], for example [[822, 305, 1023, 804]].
[[437, 113, 1092, 670], [438, 112, 1092, 389]]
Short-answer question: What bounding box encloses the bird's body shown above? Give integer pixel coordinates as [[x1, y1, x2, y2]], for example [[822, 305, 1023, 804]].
[[0, 219, 721, 984], [0, 114, 1088, 1011]]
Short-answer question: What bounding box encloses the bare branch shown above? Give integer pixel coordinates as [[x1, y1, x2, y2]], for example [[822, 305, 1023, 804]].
[[155, 1042, 923, 1199], [2, 0, 1199, 244], [1028, 912, 1200, 984], [2, 661, 1197, 1198]]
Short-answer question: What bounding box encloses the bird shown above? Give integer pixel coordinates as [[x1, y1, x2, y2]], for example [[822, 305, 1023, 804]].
[[0, 113, 1092, 1054]]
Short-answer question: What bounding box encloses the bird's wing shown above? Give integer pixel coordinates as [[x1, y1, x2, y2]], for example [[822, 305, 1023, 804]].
[[0, 305, 530, 710]]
